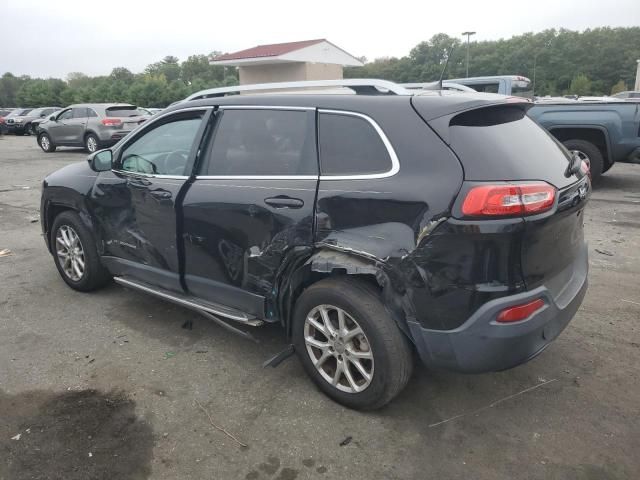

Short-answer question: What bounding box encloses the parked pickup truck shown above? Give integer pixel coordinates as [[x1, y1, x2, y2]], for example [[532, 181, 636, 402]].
[[528, 100, 640, 180]]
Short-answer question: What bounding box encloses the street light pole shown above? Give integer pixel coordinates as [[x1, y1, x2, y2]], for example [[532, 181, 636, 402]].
[[462, 31, 476, 77]]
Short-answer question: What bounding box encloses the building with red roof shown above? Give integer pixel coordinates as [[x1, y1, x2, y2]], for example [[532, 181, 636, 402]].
[[210, 39, 364, 85]]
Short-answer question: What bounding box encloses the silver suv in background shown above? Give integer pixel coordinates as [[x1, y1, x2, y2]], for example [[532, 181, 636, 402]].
[[37, 103, 148, 153]]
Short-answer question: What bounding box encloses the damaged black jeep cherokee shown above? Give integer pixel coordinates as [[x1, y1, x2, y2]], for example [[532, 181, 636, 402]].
[[41, 80, 590, 410]]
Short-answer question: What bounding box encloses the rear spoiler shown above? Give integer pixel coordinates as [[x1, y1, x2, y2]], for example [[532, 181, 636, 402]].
[[412, 95, 532, 145]]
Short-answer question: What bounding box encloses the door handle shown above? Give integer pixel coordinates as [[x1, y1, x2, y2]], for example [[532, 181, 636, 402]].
[[128, 177, 152, 188], [264, 196, 304, 209], [150, 190, 172, 199]]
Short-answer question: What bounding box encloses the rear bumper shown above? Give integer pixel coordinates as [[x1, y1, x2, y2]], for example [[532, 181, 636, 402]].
[[408, 241, 588, 373], [96, 128, 135, 144]]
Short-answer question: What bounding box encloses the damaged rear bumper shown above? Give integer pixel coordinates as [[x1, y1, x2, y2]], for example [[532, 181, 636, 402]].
[[407, 244, 588, 373]]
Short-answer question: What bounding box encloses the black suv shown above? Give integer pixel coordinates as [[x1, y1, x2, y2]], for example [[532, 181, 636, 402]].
[[40, 80, 590, 409]]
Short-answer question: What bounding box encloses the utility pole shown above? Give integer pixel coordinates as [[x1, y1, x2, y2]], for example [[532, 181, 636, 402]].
[[462, 31, 476, 78], [533, 53, 538, 97]]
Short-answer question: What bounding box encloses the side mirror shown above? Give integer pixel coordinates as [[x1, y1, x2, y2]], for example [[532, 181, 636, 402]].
[[49, 115, 56, 121], [40, 113, 46, 118], [88, 149, 113, 172]]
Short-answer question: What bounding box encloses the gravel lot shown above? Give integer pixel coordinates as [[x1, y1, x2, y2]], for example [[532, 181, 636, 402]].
[[1, 134, 639, 480]]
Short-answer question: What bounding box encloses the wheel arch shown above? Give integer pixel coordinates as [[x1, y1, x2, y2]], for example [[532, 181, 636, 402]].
[[43, 201, 99, 254], [84, 129, 101, 146], [278, 247, 416, 345], [548, 125, 612, 167]]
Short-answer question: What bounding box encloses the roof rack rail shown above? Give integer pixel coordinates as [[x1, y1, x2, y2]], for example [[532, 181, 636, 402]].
[[184, 79, 412, 101]]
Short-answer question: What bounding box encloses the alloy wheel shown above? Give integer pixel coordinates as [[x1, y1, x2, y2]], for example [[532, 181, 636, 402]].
[[86, 136, 97, 153], [304, 304, 374, 393], [55, 225, 85, 282], [40, 135, 50, 151]]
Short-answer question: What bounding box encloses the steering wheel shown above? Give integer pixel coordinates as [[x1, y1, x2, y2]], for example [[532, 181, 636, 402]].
[[164, 149, 190, 175]]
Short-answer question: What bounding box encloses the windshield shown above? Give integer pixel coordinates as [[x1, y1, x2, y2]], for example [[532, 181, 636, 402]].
[[8, 109, 33, 117]]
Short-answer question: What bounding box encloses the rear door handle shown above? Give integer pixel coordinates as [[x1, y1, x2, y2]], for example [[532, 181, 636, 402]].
[[264, 196, 304, 209]]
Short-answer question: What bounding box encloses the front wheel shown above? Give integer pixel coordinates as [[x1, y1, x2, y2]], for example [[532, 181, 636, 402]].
[[293, 278, 413, 410], [51, 211, 111, 291], [38, 133, 56, 152]]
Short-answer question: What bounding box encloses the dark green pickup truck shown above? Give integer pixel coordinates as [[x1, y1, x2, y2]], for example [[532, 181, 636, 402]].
[[528, 101, 640, 180]]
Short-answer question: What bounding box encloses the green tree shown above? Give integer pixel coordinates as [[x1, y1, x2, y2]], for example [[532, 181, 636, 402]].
[[570, 74, 592, 95], [110, 67, 134, 83], [0, 73, 26, 106], [145, 56, 181, 83], [610, 80, 627, 94]]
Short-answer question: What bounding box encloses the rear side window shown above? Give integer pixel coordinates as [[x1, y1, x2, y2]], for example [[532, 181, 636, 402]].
[[449, 105, 574, 187], [206, 109, 316, 176], [467, 82, 500, 94], [107, 106, 144, 117], [318, 112, 392, 176], [87, 109, 98, 118]]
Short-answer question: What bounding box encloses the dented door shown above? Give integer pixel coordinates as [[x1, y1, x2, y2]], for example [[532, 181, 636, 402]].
[[181, 107, 318, 318], [91, 110, 209, 292]]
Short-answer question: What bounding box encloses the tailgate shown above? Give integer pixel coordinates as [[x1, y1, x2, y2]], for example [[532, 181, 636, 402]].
[[433, 102, 590, 297], [521, 177, 589, 299]]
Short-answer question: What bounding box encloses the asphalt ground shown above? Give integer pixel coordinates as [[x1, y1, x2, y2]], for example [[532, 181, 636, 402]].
[[1, 134, 639, 480]]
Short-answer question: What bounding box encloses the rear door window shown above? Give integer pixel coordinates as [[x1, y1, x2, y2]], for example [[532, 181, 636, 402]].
[[72, 108, 89, 119], [318, 112, 392, 176], [206, 109, 317, 176]]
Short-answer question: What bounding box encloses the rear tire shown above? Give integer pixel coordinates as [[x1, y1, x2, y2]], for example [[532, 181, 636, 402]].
[[292, 277, 413, 410], [51, 211, 111, 292], [38, 133, 56, 152], [563, 139, 604, 181], [85, 133, 99, 153]]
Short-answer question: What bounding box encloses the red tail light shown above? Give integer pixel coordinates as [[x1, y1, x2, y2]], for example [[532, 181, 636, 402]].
[[497, 298, 545, 323], [461, 182, 556, 217], [101, 118, 122, 127]]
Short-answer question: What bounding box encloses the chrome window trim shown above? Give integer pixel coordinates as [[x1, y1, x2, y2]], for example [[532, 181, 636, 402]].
[[132, 105, 214, 131], [317, 109, 400, 180], [112, 170, 189, 180], [195, 175, 317, 180], [194, 107, 400, 181], [219, 105, 314, 111]]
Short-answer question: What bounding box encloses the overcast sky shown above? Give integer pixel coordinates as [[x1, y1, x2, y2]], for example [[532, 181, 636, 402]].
[[2, 0, 639, 78]]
